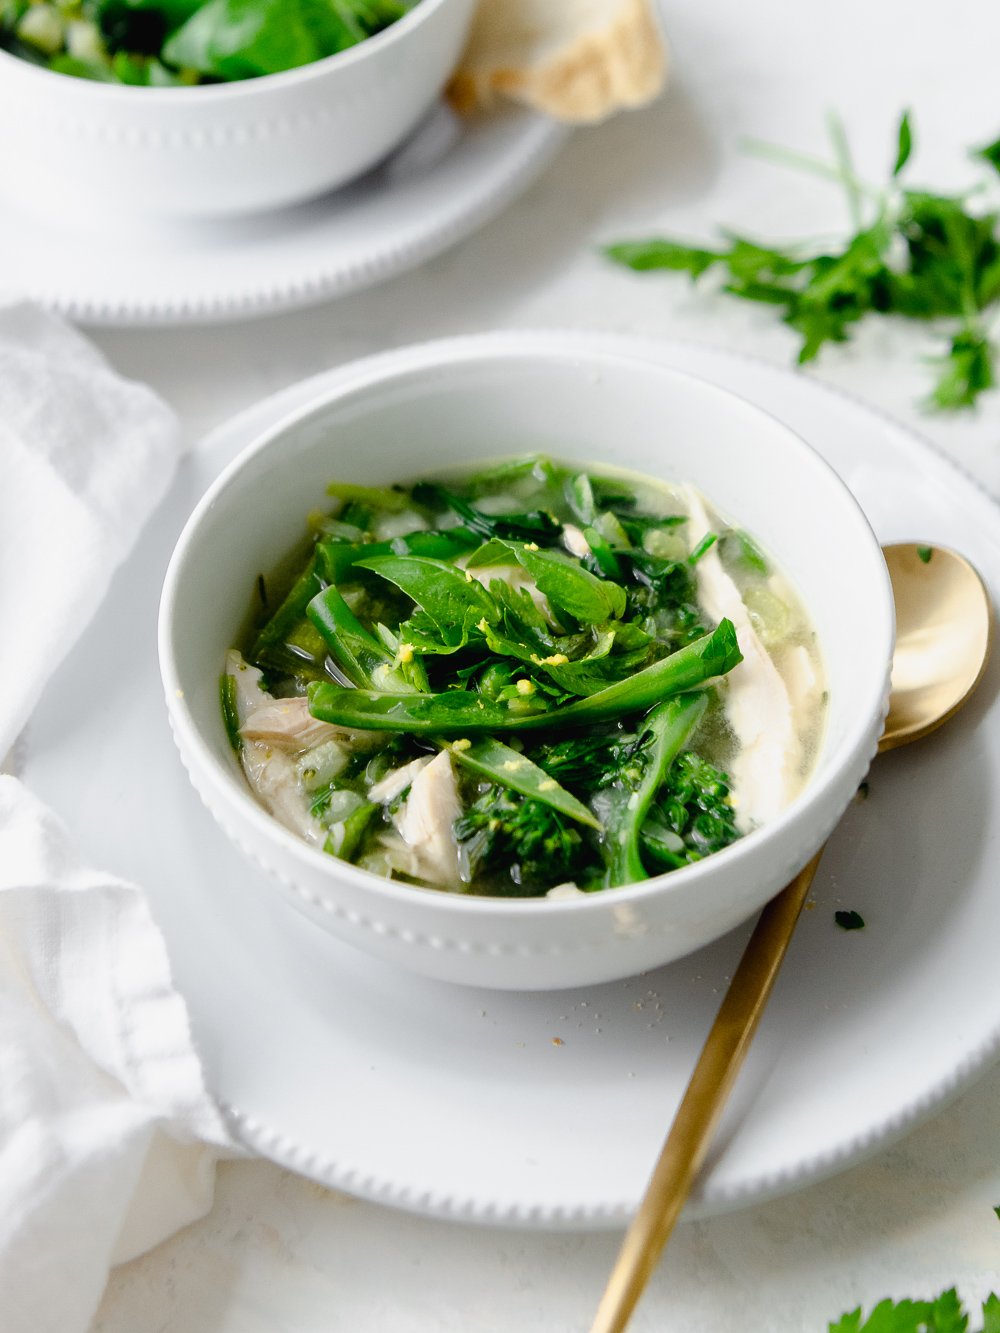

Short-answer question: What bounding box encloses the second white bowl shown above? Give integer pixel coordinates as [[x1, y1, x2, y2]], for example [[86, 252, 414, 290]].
[[0, 0, 477, 219]]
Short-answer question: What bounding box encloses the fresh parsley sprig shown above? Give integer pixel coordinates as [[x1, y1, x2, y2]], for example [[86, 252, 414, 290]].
[[829, 1288, 1000, 1333], [606, 113, 1000, 411]]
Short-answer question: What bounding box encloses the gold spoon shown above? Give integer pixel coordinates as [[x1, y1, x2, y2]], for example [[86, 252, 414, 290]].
[[590, 542, 993, 1333]]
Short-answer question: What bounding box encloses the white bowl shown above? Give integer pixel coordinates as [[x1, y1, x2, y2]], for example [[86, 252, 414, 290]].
[[158, 334, 894, 990], [0, 0, 476, 220]]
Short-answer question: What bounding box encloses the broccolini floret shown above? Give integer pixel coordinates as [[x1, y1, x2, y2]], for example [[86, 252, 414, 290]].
[[454, 787, 590, 895], [642, 752, 741, 869]]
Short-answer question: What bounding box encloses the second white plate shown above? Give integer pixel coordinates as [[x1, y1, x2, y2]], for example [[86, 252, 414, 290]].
[[23, 335, 1000, 1228], [2, 107, 566, 327]]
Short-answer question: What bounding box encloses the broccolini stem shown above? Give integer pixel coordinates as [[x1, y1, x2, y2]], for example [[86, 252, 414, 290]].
[[605, 692, 709, 888]]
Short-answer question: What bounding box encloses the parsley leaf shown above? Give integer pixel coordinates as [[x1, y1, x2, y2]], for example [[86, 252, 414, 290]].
[[974, 135, 1000, 175], [606, 113, 1000, 411], [828, 1289, 999, 1333], [893, 110, 914, 177], [929, 327, 996, 410], [835, 909, 866, 930]]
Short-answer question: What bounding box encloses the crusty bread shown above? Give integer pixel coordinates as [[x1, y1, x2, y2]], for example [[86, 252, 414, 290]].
[[448, 0, 668, 124]]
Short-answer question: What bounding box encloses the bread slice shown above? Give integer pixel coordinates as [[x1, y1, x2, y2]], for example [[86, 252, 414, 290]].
[[447, 0, 668, 124]]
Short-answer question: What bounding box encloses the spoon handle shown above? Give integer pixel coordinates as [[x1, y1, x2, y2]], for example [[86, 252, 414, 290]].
[[589, 850, 824, 1333]]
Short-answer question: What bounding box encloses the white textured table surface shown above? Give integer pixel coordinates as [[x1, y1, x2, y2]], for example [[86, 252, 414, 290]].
[[90, 1, 1000, 1327]]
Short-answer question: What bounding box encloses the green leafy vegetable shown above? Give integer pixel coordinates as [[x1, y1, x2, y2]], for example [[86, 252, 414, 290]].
[[306, 584, 424, 693], [454, 787, 589, 894], [355, 553, 497, 650], [835, 909, 866, 930], [468, 537, 627, 624], [0, 0, 412, 84], [411, 482, 562, 545], [604, 693, 709, 887], [829, 1289, 1000, 1333], [326, 481, 411, 511], [606, 112, 1000, 410], [639, 751, 740, 869], [974, 136, 1000, 175]]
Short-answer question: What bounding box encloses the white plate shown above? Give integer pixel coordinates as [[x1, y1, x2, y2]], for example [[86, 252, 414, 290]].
[[2, 107, 566, 328], [23, 336, 1000, 1229]]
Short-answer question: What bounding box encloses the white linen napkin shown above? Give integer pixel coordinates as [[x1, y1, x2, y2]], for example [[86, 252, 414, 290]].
[[0, 302, 234, 1333]]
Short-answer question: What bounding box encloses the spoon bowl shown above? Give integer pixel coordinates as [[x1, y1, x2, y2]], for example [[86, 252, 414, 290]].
[[881, 543, 992, 751]]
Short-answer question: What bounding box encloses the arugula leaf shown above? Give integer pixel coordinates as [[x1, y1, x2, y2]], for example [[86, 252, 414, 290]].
[[468, 538, 627, 625], [411, 482, 561, 545], [162, 0, 409, 80], [354, 553, 497, 649]]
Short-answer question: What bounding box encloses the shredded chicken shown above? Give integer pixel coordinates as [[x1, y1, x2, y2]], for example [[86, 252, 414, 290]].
[[368, 755, 432, 804], [225, 649, 268, 717], [681, 487, 800, 830], [241, 696, 351, 751], [562, 523, 592, 559], [225, 651, 325, 846], [394, 751, 463, 887], [239, 742, 326, 847]]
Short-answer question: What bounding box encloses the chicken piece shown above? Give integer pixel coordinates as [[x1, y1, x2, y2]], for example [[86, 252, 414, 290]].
[[225, 651, 325, 846], [368, 755, 432, 804], [239, 741, 326, 848], [394, 751, 463, 888], [241, 696, 357, 752], [562, 523, 592, 559], [681, 486, 800, 831], [225, 649, 270, 721], [546, 882, 586, 900]]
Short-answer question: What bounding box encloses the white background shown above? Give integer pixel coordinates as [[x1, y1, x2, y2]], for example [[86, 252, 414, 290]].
[[90, 0, 1000, 1327]]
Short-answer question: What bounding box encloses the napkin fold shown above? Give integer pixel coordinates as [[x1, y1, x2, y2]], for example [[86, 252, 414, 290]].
[[0, 302, 234, 1333]]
